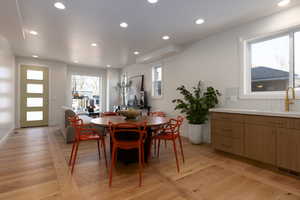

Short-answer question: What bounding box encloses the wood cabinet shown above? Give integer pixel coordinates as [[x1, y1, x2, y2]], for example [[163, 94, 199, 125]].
[[211, 116, 244, 156], [277, 128, 300, 172], [244, 124, 276, 165], [211, 112, 300, 172]]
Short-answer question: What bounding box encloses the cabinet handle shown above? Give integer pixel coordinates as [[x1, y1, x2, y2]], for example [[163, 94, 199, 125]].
[[220, 117, 230, 120], [222, 128, 232, 132], [221, 143, 231, 148]]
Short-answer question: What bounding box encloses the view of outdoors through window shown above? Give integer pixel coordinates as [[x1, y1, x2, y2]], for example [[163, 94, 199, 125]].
[[71, 75, 101, 112], [295, 32, 300, 87], [250, 35, 290, 92], [250, 32, 300, 92], [152, 66, 162, 97]]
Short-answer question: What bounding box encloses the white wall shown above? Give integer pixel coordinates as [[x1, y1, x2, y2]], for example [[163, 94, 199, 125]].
[[15, 56, 68, 127], [123, 6, 300, 141], [106, 68, 121, 111], [0, 35, 15, 140]]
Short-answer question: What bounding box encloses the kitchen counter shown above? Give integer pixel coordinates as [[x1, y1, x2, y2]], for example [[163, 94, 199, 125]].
[[210, 108, 300, 118]]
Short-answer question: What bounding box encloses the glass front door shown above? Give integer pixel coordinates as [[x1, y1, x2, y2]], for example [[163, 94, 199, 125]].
[[20, 65, 49, 127]]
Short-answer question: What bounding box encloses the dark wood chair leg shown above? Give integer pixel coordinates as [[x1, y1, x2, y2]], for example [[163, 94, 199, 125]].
[[148, 138, 153, 159], [178, 136, 185, 163], [172, 139, 180, 173], [97, 140, 101, 160], [157, 139, 161, 158], [109, 146, 116, 187], [138, 146, 143, 187], [154, 138, 157, 155], [141, 144, 145, 167], [71, 142, 80, 174], [69, 142, 76, 166], [102, 139, 108, 169]]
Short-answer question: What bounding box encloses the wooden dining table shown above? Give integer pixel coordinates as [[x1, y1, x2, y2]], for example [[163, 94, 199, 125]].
[[91, 115, 169, 163]]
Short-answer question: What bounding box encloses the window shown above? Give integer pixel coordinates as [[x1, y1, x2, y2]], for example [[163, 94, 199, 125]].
[[250, 35, 289, 92], [152, 65, 162, 98], [295, 32, 300, 87], [244, 29, 300, 97], [26, 111, 43, 121], [27, 84, 44, 94], [27, 70, 43, 80], [71, 75, 101, 112]]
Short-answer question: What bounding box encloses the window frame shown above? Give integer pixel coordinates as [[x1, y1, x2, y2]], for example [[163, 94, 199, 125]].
[[71, 74, 102, 111], [240, 26, 300, 99], [151, 64, 163, 99]]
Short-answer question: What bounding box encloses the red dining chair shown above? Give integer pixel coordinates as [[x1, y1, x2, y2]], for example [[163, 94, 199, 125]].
[[150, 111, 167, 153], [108, 122, 147, 187], [101, 112, 119, 136], [101, 112, 118, 117], [150, 116, 185, 172], [68, 116, 108, 174], [150, 111, 166, 117]]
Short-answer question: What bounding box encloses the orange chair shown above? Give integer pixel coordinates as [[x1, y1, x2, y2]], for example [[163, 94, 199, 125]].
[[108, 122, 147, 187], [68, 116, 108, 173], [150, 116, 184, 172], [101, 112, 118, 117], [150, 111, 167, 153], [150, 111, 166, 117]]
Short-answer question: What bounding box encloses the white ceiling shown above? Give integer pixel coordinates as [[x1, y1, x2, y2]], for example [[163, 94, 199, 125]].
[[0, 0, 299, 68]]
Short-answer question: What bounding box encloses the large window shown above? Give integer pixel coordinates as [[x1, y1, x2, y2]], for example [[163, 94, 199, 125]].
[[71, 75, 101, 112], [152, 65, 162, 98], [245, 29, 300, 96]]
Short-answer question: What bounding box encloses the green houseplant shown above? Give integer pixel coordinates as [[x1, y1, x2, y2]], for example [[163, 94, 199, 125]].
[[172, 81, 220, 144]]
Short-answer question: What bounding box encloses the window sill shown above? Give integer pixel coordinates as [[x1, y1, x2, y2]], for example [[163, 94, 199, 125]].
[[240, 90, 300, 100], [151, 95, 163, 100]]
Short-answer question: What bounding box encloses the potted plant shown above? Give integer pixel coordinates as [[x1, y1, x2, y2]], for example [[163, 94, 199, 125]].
[[172, 81, 220, 144]]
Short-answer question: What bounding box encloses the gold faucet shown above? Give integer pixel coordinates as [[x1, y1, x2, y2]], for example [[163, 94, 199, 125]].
[[285, 87, 296, 112]]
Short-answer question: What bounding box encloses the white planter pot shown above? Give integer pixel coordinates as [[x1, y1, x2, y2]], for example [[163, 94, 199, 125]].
[[188, 124, 204, 144]]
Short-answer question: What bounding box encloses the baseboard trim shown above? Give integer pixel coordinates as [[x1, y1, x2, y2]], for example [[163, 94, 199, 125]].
[[0, 128, 14, 145]]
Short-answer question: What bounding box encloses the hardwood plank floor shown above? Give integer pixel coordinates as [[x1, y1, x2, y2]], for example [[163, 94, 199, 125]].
[[0, 126, 300, 200]]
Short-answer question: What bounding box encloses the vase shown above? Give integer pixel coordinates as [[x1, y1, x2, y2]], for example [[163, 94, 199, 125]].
[[188, 124, 203, 144]]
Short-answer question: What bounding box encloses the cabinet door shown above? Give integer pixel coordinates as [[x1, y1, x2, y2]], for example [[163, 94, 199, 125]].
[[277, 129, 300, 172], [211, 119, 244, 156], [244, 124, 276, 165]]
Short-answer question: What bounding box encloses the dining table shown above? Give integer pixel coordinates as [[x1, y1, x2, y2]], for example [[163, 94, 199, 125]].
[[91, 115, 169, 164]]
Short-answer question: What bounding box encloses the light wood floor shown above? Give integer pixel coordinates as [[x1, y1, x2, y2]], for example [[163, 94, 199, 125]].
[[1, 127, 300, 200]]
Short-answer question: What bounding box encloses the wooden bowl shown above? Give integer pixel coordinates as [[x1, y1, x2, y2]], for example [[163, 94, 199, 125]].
[[118, 110, 141, 119]]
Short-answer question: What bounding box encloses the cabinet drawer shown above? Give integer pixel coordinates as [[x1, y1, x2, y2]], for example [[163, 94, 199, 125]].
[[213, 135, 243, 156], [244, 115, 287, 128], [211, 113, 244, 123], [286, 118, 300, 130], [212, 120, 243, 139]]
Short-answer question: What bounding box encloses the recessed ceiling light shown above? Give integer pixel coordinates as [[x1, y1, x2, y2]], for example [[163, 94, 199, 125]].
[[29, 30, 38, 35], [148, 0, 159, 4], [32, 55, 38, 58], [91, 43, 98, 47], [134, 51, 140, 55], [278, 0, 290, 7], [106, 65, 111, 68], [162, 35, 170, 40], [54, 2, 66, 10], [195, 18, 205, 25], [74, 60, 79, 63], [120, 22, 128, 28]]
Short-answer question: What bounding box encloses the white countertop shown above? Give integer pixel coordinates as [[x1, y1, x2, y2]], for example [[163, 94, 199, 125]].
[[209, 108, 300, 118]]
